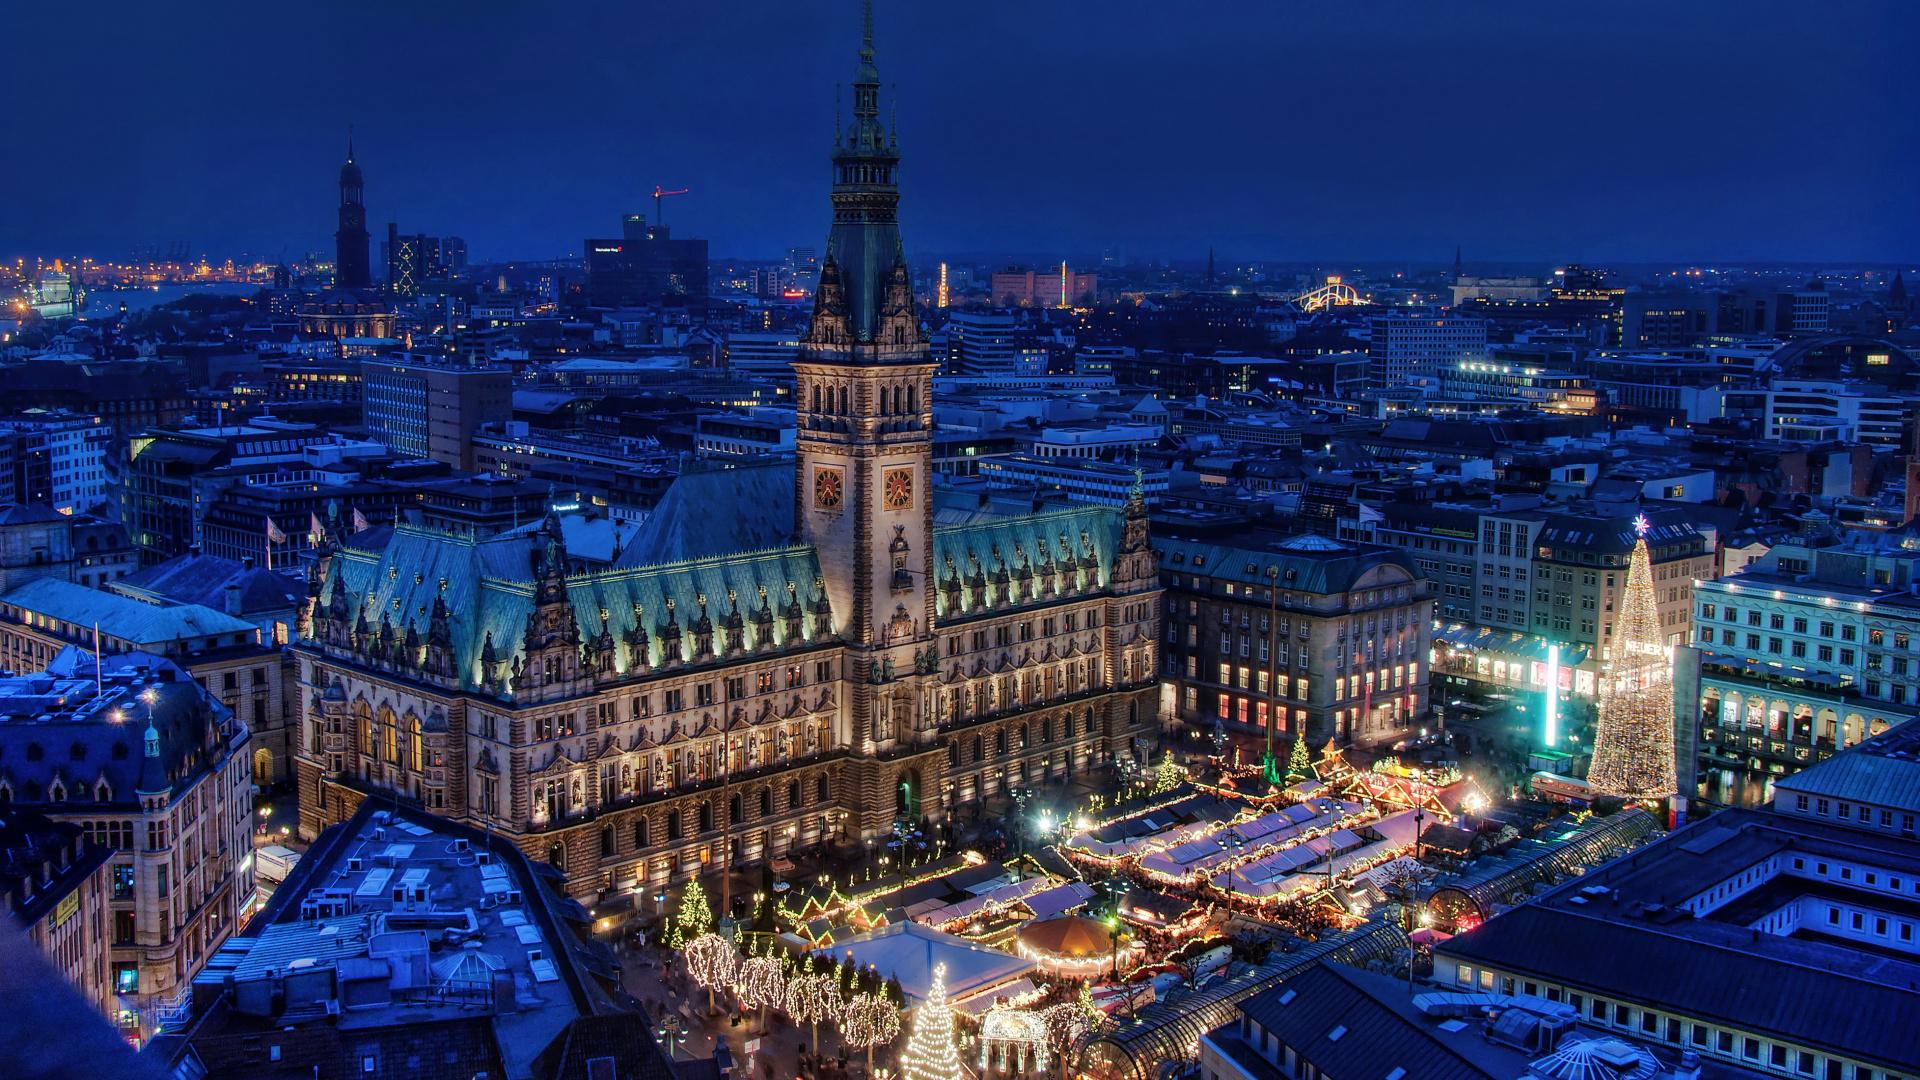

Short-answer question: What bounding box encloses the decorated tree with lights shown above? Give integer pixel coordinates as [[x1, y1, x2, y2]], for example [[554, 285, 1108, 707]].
[[1286, 737, 1313, 781], [787, 970, 842, 1051], [899, 963, 962, 1080], [1151, 751, 1186, 794], [1587, 520, 1679, 801], [844, 992, 903, 1072], [733, 955, 788, 1031], [1041, 985, 1102, 1060], [667, 878, 713, 950], [683, 933, 736, 1014]]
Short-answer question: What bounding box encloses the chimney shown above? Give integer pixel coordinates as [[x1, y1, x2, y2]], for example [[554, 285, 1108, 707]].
[[224, 582, 243, 616]]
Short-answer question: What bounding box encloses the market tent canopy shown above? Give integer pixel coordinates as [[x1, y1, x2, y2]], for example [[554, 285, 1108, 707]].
[[832, 921, 1034, 1008], [1017, 916, 1114, 959]]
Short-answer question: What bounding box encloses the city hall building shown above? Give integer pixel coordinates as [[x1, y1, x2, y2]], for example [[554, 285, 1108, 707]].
[[289, 21, 1161, 900]]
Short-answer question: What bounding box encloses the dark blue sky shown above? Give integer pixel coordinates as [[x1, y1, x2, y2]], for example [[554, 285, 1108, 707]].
[[3, 1, 1915, 265]]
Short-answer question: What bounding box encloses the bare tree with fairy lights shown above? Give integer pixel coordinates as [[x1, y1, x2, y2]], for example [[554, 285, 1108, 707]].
[[843, 991, 903, 1072], [683, 933, 735, 1014]]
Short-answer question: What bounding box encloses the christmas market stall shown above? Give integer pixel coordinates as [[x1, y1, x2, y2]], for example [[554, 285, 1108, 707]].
[[1012, 915, 1144, 978]]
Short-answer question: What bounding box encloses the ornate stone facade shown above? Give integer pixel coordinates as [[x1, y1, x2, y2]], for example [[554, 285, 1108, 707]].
[[287, 16, 1161, 900]]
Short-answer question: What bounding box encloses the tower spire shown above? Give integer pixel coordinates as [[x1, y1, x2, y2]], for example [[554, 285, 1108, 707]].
[[347, 123, 355, 162]]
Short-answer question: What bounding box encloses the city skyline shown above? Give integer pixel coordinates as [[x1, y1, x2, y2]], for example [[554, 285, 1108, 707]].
[[1, 1, 1915, 265]]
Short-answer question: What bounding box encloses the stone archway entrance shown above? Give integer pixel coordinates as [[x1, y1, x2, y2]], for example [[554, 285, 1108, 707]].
[[897, 768, 921, 822], [253, 747, 274, 786]]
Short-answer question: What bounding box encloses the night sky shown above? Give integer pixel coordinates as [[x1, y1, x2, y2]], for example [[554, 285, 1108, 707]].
[[3, 1, 1915, 265]]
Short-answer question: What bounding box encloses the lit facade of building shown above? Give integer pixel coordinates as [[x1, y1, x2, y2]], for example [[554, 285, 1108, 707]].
[[0, 650, 252, 1045], [1159, 534, 1430, 749], [1366, 313, 1488, 388], [289, 18, 1162, 900], [1691, 531, 1920, 807]]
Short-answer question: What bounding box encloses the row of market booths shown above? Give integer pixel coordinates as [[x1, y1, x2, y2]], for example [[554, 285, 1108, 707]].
[[771, 849, 1114, 1015], [1063, 783, 1431, 916]]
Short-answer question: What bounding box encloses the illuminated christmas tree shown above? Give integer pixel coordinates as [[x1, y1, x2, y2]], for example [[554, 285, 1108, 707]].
[[1151, 751, 1186, 794], [675, 878, 714, 944], [1286, 737, 1313, 781], [899, 963, 962, 1080], [1588, 521, 1679, 800]]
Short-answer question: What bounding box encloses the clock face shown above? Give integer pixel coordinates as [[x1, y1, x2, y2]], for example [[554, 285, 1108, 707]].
[[883, 468, 914, 511], [814, 467, 844, 510]]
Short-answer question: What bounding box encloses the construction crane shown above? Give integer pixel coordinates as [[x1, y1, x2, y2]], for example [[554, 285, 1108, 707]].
[[652, 186, 689, 231]]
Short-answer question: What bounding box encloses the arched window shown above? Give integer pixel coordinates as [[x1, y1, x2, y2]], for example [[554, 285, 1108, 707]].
[[728, 793, 742, 826], [908, 384, 917, 413], [816, 775, 829, 803], [699, 802, 714, 833], [379, 707, 398, 764], [112, 743, 127, 761], [668, 810, 683, 841], [548, 843, 566, 872], [971, 736, 983, 763], [406, 713, 423, 772], [70, 742, 86, 761], [995, 730, 1007, 756], [759, 787, 772, 816], [600, 825, 615, 857], [1018, 725, 1029, 751], [788, 780, 801, 808], [25, 744, 42, 762]]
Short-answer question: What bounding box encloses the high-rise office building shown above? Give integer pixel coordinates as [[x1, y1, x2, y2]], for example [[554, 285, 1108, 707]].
[[333, 139, 371, 290], [1366, 312, 1487, 388], [583, 215, 709, 307], [383, 225, 443, 299], [360, 357, 511, 471], [945, 310, 1024, 375], [990, 265, 1097, 308]]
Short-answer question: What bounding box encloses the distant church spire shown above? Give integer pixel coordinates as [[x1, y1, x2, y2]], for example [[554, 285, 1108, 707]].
[[1891, 271, 1909, 313], [334, 130, 371, 289], [1452, 246, 1463, 285]]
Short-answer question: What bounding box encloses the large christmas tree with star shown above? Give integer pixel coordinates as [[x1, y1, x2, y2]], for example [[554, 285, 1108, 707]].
[[1588, 519, 1679, 801], [898, 963, 962, 1080]]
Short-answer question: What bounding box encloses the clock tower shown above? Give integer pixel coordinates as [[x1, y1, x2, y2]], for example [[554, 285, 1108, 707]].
[[795, 5, 938, 806]]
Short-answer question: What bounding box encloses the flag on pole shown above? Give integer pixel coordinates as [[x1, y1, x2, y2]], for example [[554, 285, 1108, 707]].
[[265, 518, 287, 544], [309, 512, 327, 541], [353, 507, 371, 533]]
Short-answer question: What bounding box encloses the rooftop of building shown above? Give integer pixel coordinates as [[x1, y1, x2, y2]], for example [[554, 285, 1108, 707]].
[[1229, 961, 1763, 1080], [0, 648, 241, 808], [113, 553, 304, 617], [1434, 766, 1920, 1072], [0, 806, 112, 929], [1773, 720, 1920, 812], [154, 798, 669, 1080], [1157, 531, 1421, 597], [0, 577, 258, 648]]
